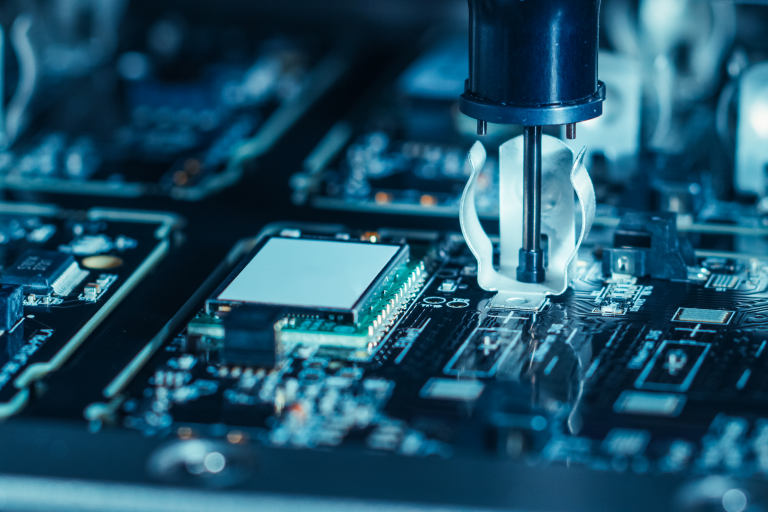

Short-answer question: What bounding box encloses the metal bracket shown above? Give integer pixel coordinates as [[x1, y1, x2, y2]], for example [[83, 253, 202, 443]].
[[459, 135, 595, 310]]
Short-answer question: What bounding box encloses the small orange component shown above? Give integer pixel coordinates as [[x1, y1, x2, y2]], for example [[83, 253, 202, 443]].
[[227, 430, 247, 444], [420, 194, 437, 207], [177, 427, 194, 439], [289, 404, 306, 422], [374, 191, 392, 204], [173, 170, 188, 186]]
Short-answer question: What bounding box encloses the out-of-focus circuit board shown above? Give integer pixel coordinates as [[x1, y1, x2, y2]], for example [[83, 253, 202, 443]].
[[290, 35, 650, 218], [0, 14, 347, 201], [0, 202, 179, 417], [1, 1, 768, 509], [97, 217, 768, 491], [291, 36, 512, 217]]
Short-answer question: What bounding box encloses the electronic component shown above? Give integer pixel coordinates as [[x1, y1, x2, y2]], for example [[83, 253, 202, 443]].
[[2, 250, 86, 295], [0, 327, 25, 369], [209, 235, 425, 350], [83, 283, 100, 300], [221, 307, 283, 368], [420, 378, 485, 401], [672, 307, 734, 325], [215, 237, 409, 322], [0, 285, 23, 331], [438, 280, 457, 293], [602, 212, 694, 279], [613, 391, 687, 417], [78, 275, 117, 302]]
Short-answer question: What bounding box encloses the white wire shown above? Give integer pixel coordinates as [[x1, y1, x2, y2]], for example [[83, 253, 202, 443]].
[[5, 15, 37, 146], [92, 0, 129, 63], [0, 22, 5, 149]]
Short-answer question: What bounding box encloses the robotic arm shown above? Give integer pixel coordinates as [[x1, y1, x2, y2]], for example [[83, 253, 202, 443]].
[[460, 0, 605, 284]]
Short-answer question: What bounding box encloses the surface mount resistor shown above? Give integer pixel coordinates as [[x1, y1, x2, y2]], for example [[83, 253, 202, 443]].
[[83, 283, 101, 300]]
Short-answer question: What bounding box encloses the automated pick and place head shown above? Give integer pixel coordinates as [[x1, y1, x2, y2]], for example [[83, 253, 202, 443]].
[[460, 0, 605, 288]]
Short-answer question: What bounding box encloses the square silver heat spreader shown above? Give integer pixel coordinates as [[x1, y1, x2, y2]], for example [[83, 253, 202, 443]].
[[211, 236, 409, 323]]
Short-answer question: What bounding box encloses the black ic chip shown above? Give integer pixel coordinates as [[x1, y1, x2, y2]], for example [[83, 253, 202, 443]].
[[3, 250, 76, 294], [0, 285, 23, 330], [221, 306, 283, 368]]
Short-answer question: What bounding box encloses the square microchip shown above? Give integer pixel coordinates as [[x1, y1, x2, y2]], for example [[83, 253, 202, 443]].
[[2, 250, 76, 295], [672, 307, 734, 325], [214, 237, 409, 322]]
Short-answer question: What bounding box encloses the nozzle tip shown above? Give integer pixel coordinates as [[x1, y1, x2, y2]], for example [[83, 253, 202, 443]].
[[566, 123, 576, 140], [477, 120, 487, 136]]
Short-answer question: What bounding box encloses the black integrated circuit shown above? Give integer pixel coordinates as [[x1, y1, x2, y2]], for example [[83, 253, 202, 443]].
[[3, 250, 76, 294], [0, 285, 23, 331]]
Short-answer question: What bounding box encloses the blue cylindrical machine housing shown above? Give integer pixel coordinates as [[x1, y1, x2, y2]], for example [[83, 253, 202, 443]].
[[460, 0, 605, 126]]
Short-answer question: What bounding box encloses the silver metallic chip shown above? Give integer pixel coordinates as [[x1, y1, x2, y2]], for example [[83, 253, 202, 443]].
[[216, 237, 408, 321], [613, 391, 686, 417], [672, 307, 734, 325], [420, 378, 485, 401]]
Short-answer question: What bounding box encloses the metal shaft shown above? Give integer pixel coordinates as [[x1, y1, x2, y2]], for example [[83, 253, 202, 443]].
[[522, 126, 542, 251], [517, 126, 546, 283]]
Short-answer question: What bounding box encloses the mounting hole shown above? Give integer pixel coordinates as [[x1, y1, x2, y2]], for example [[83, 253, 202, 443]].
[[303, 358, 328, 370], [338, 367, 363, 380], [299, 369, 325, 382]]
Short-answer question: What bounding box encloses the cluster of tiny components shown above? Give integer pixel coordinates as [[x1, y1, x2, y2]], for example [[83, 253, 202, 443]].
[[1, 42, 307, 193], [330, 132, 499, 214], [542, 415, 768, 478], [134, 342, 450, 456], [266, 369, 395, 448], [592, 279, 653, 316], [0, 134, 100, 180]]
